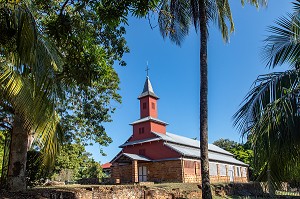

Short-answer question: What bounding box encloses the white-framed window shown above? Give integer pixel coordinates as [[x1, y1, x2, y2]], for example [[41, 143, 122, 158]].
[[209, 162, 217, 176], [219, 164, 226, 176], [242, 167, 247, 177], [236, 166, 241, 177], [138, 166, 147, 182]]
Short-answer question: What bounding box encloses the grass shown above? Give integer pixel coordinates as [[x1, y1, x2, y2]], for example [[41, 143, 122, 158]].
[[276, 190, 300, 196]]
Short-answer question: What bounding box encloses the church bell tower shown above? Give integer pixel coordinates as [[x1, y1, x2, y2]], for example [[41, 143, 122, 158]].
[[130, 75, 168, 141]]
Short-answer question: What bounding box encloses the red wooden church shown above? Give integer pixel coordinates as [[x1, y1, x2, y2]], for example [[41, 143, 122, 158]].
[[111, 76, 248, 184]]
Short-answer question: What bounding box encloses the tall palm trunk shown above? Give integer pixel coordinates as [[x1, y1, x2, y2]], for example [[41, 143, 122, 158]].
[[199, 0, 212, 198], [7, 115, 30, 191]]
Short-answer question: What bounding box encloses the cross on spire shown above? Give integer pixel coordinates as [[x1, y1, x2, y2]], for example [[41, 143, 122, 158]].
[[146, 61, 150, 77]]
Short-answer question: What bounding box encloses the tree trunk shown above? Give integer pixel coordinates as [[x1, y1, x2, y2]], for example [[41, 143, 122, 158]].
[[199, 0, 212, 198], [7, 115, 29, 191]]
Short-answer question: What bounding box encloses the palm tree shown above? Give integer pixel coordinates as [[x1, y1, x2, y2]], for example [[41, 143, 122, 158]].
[[157, 0, 266, 197], [234, 0, 300, 189], [0, 2, 63, 191]]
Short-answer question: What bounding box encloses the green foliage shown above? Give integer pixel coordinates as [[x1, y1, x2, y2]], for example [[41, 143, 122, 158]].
[[26, 150, 51, 187], [51, 143, 103, 182], [213, 139, 253, 166], [78, 159, 103, 179], [28, 0, 160, 150], [229, 146, 253, 166], [212, 139, 239, 151], [0, 0, 157, 173], [0, 0, 161, 190]]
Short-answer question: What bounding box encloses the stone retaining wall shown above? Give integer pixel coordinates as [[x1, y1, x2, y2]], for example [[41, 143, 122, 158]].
[[6, 183, 266, 199]]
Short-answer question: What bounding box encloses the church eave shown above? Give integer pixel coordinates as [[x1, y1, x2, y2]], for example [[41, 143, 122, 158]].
[[130, 116, 168, 126], [119, 137, 161, 148], [138, 91, 159, 99]]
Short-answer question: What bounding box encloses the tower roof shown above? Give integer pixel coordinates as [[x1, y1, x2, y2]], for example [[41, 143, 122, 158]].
[[138, 76, 159, 99]]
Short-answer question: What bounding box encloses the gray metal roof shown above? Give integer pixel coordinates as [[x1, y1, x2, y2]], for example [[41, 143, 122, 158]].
[[130, 116, 168, 125], [165, 143, 248, 166], [123, 153, 152, 161], [120, 137, 160, 147], [110, 152, 152, 163], [152, 132, 233, 156], [164, 142, 199, 158], [138, 76, 159, 99], [208, 151, 248, 166]]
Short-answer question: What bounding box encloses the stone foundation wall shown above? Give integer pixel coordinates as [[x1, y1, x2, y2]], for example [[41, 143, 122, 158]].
[[210, 176, 247, 184], [111, 164, 132, 184], [233, 176, 248, 183], [183, 160, 201, 183], [139, 160, 183, 182], [211, 176, 230, 183]]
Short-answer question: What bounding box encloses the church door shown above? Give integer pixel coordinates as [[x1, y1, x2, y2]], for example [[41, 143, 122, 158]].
[[138, 166, 147, 182]]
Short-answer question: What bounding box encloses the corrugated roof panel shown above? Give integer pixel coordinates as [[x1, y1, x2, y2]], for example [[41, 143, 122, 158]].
[[120, 137, 160, 147], [123, 153, 152, 161], [208, 152, 248, 166], [165, 143, 199, 158], [152, 132, 233, 156], [165, 143, 248, 166]]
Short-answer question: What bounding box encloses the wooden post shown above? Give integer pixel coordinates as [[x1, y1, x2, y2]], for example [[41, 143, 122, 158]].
[[132, 160, 138, 183], [246, 167, 249, 182], [225, 165, 229, 183], [233, 166, 236, 183], [216, 164, 220, 182]]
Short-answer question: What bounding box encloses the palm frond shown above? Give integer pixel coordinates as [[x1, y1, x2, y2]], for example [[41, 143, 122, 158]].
[[263, 12, 300, 68], [157, 0, 266, 45], [0, 60, 63, 167], [251, 94, 300, 181], [0, 3, 66, 169], [212, 0, 234, 42], [292, 0, 300, 13], [240, 0, 267, 8], [158, 0, 191, 45], [233, 69, 300, 135]]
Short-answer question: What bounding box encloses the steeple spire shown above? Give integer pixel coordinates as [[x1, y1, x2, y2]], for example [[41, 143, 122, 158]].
[[138, 76, 159, 99]]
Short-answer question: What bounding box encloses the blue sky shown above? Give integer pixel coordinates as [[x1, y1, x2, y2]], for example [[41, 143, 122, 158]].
[[86, 1, 293, 164]]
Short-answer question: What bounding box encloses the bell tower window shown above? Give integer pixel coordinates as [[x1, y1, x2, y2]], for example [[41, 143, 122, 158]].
[[152, 102, 155, 110], [139, 127, 144, 134], [143, 102, 147, 109]]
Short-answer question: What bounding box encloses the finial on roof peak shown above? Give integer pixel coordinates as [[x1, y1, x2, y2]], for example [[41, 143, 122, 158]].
[[145, 61, 150, 77]]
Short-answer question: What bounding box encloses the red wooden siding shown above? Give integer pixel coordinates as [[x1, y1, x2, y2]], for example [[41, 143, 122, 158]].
[[123, 141, 181, 160], [139, 96, 158, 118]]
